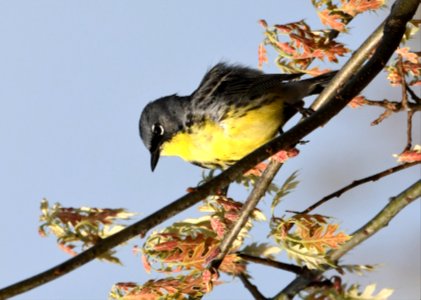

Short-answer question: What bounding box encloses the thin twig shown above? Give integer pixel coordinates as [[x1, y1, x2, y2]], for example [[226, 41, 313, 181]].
[[237, 253, 305, 275], [405, 109, 414, 151], [397, 58, 409, 110], [238, 273, 268, 300], [407, 86, 421, 103], [362, 98, 421, 125], [398, 58, 415, 151], [274, 179, 421, 299], [363, 98, 421, 111], [300, 162, 420, 214], [209, 160, 283, 271]]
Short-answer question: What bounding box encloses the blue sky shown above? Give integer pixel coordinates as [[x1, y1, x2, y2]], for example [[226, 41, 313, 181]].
[[0, 1, 419, 299]]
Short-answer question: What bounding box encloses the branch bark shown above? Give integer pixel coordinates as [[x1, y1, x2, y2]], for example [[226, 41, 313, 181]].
[[237, 253, 306, 275], [239, 273, 268, 300], [210, 160, 283, 271], [300, 162, 420, 214]]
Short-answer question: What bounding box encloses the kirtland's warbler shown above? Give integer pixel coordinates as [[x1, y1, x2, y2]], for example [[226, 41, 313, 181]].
[[139, 63, 336, 170]]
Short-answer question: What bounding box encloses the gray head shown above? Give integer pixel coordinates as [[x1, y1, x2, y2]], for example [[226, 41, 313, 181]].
[[139, 95, 188, 171]]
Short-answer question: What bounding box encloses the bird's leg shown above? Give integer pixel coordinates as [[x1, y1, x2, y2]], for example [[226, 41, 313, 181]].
[[291, 101, 314, 118]]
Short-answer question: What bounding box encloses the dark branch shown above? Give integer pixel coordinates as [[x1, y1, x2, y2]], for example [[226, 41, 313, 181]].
[[300, 162, 420, 214], [406, 110, 415, 151], [209, 160, 283, 270], [407, 85, 421, 103], [238, 273, 268, 300], [237, 253, 306, 275]]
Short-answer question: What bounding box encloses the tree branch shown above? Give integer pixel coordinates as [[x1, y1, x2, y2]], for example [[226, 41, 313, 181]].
[[237, 253, 305, 275], [274, 180, 421, 299], [407, 85, 421, 103], [209, 160, 283, 270], [300, 162, 420, 214], [238, 273, 268, 300]]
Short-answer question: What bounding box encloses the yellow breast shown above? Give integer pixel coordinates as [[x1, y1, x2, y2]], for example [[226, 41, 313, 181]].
[[161, 98, 284, 168]]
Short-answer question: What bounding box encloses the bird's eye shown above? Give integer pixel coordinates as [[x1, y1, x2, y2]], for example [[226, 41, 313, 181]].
[[152, 123, 164, 136]]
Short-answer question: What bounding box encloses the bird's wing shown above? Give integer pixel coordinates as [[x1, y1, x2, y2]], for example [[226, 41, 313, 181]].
[[190, 63, 304, 118]]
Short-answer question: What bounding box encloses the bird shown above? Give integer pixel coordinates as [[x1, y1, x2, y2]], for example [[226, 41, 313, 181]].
[[139, 63, 336, 171]]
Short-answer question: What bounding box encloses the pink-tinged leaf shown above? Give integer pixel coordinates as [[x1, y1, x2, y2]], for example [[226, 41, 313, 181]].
[[154, 240, 179, 251], [224, 211, 239, 222], [258, 43, 268, 69], [202, 269, 215, 293], [386, 67, 402, 86], [341, 0, 385, 17], [403, 60, 421, 76], [276, 41, 296, 55], [38, 228, 47, 237], [396, 47, 419, 64], [210, 217, 226, 238], [395, 147, 421, 163], [58, 243, 77, 256], [258, 19, 268, 29], [205, 248, 220, 264], [245, 162, 268, 176], [317, 10, 346, 31], [348, 95, 366, 108], [270, 148, 299, 164], [142, 254, 152, 273]]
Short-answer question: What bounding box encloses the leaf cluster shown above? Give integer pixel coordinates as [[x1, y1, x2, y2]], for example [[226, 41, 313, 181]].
[[112, 196, 265, 299], [270, 215, 350, 270], [386, 46, 421, 87], [39, 199, 135, 264], [312, 0, 385, 32], [259, 19, 349, 74]]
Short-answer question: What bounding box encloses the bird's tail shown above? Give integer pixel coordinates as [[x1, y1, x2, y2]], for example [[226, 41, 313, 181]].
[[303, 70, 338, 95], [282, 70, 337, 123]]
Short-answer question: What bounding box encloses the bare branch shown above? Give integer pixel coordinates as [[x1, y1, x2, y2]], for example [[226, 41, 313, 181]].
[[406, 110, 415, 151], [407, 85, 421, 103], [362, 98, 421, 125], [238, 273, 268, 300], [237, 253, 305, 275], [209, 160, 283, 271], [300, 162, 420, 214]]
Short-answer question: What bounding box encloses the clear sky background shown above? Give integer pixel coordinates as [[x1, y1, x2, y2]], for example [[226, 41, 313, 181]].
[[0, 1, 419, 300]]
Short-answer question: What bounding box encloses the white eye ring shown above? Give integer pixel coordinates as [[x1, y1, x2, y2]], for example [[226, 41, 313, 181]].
[[152, 123, 164, 136]]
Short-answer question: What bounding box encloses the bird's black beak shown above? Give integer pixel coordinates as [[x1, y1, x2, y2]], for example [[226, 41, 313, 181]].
[[150, 147, 160, 171], [149, 133, 162, 171]]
